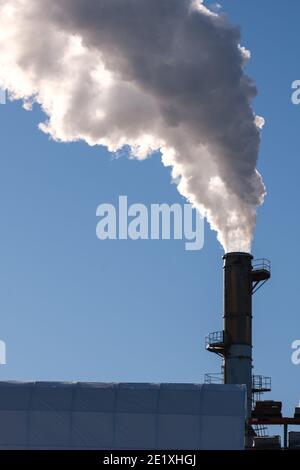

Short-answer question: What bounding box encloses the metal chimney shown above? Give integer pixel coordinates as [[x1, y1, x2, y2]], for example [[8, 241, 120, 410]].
[[223, 252, 253, 416], [205, 252, 271, 419]]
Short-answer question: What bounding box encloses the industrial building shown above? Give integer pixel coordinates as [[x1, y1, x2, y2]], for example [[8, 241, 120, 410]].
[[0, 252, 299, 450], [0, 382, 245, 450], [205, 252, 300, 449]]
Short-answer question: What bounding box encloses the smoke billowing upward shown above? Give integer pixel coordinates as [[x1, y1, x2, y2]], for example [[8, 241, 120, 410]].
[[0, 0, 266, 253]]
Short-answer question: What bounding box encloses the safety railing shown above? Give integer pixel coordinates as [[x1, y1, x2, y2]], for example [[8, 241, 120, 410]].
[[252, 375, 272, 392], [204, 373, 224, 385], [205, 330, 224, 349], [252, 258, 271, 273]]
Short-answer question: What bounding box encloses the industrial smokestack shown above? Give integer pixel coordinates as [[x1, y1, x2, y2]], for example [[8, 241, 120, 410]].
[[223, 252, 253, 417], [206, 253, 270, 420]]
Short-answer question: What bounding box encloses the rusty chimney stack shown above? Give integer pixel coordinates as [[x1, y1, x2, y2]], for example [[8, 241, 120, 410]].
[[223, 252, 253, 416], [205, 253, 271, 418]]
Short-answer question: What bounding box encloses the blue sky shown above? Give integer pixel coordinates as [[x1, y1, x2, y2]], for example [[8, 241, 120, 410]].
[[0, 0, 299, 429]]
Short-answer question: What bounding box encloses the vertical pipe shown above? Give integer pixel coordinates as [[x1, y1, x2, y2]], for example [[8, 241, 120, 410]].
[[223, 252, 253, 417], [284, 424, 288, 450]]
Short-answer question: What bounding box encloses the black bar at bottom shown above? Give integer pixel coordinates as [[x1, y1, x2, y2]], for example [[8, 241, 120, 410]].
[[0, 450, 298, 466]]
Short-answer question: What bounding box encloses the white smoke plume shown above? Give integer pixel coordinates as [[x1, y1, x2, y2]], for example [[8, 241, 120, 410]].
[[0, 0, 266, 253]]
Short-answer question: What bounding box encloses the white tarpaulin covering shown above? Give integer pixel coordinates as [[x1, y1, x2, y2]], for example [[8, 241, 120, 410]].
[[0, 382, 246, 450]]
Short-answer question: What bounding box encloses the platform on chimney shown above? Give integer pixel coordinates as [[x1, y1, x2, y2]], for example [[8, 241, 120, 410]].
[[252, 259, 271, 282], [205, 331, 225, 355]]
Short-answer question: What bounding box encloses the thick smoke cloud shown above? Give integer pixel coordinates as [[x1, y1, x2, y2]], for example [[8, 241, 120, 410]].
[[0, 0, 265, 252]]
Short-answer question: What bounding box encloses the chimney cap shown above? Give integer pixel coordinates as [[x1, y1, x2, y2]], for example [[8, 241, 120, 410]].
[[223, 252, 253, 260]]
